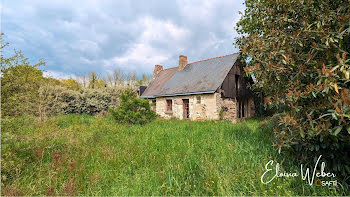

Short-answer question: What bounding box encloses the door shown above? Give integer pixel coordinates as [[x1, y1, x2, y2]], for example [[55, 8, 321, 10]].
[[237, 99, 246, 119], [182, 99, 189, 119]]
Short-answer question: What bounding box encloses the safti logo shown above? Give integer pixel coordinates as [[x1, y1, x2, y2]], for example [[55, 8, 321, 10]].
[[314, 178, 337, 187], [261, 155, 337, 186]]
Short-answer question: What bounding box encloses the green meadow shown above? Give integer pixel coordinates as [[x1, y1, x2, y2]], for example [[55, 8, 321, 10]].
[[1, 115, 346, 196]]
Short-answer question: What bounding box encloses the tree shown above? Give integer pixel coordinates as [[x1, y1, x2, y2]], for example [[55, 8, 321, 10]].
[[1, 34, 45, 116], [107, 69, 125, 87], [87, 72, 107, 89], [44, 77, 62, 86], [95, 79, 107, 88], [76, 73, 89, 88], [107, 72, 114, 87], [138, 73, 151, 86], [88, 72, 98, 89], [236, 0, 350, 179], [1, 54, 45, 116], [61, 78, 82, 91]]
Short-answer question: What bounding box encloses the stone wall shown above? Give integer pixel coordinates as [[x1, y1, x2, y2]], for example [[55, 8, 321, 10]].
[[154, 93, 218, 120], [151, 92, 255, 122], [215, 93, 237, 122]]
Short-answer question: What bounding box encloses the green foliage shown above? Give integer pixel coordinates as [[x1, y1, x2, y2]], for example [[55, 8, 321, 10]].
[[1, 147, 25, 187], [1, 64, 44, 116], [43, 77, 62, 86], [61, 78, 82, 91], [219, 107, 225, 120], [1, 41, 45, 116], [236, 0, 350, 181], [1, 115, 347, 195], [38, 86, 121, 116], [109, 89, 156, 125]]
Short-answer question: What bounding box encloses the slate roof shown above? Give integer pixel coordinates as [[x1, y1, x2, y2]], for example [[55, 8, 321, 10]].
[[140, 67, 178, 98], [140, 53, 239, 98]]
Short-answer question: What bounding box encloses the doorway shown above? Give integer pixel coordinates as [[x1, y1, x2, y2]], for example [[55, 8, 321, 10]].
[[237, 99, 246, 119], [182, 99, 189, 119]]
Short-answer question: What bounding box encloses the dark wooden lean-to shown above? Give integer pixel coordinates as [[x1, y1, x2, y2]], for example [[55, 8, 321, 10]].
[[219, 60, 253, 99]]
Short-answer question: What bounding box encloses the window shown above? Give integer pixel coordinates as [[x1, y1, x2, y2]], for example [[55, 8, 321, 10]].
[[235, 74, 240, 96], [166, 99, 172, 112], [152, 99, 156, 111], [196, 96, 201, 104]]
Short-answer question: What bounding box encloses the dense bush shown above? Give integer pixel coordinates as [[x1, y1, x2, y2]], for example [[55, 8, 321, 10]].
[[1, 50, 45, 117], [236, 0, 350, 181], [39, 85, 121, 116], [109, 89, 157, 125]]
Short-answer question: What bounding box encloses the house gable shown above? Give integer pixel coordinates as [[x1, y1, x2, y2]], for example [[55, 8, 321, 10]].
[[219, 59, 254, 99]]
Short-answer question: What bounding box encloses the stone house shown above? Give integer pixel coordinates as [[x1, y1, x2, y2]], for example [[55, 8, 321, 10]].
[[138, 53, 255, 122]]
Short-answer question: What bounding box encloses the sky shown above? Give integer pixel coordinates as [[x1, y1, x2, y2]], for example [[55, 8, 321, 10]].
[[1, 0, 245, 79]]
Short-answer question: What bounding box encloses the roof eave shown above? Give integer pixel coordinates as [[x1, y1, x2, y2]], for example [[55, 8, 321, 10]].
[[154, 90, 216, 97], [140, 95, 156, 99]]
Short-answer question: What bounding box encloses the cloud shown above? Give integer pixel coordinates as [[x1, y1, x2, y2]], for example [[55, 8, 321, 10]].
[[178, 0, 216, 24], [43, 70, 76, 79], [104, 43, 169, 71], [1, 0, 245, 77], [103, 16, 191, 72], [71, 40, 101, 56]]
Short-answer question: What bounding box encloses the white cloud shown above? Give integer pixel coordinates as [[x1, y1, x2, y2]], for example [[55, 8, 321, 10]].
[[178, 0, 216, 23], [105, 44, 169, 70], [43, 70, 76, 79], [2, 0, 245, 78], [141, 17, 190, 43], [103, 16, 191, 71], [71, 40, 101, 55]]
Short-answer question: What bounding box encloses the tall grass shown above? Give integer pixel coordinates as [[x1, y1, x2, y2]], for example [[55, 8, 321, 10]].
[[1, 115, 347, 195]]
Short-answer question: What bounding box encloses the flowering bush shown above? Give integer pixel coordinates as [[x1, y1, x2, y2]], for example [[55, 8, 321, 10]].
[[39, 85, 121, 115]]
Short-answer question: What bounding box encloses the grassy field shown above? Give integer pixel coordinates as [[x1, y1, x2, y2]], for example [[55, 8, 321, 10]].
[[1, 115, 347, 196]]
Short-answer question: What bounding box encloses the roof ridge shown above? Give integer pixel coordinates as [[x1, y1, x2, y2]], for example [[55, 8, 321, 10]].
[[188, 52, 239, 65], [161, 66, 178, 71], [157, 52, 239, 72]]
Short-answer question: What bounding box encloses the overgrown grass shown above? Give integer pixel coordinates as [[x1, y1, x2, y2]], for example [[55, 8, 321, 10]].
[[1, 115, 347, 195]]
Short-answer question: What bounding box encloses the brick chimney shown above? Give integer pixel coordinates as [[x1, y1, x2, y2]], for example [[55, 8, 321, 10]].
[[178, 55, 188, 71], [153, 64, 163, 78]]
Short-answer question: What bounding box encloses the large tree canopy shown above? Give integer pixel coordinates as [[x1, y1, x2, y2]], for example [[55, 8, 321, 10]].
[[236, 0, 350, 179]]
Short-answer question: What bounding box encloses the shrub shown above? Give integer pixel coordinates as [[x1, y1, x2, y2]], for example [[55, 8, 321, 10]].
[[38, 85, 121, 116], [109, 89, 157, 125], [1, 60, 45, 117], [236, 0, 350, 181]]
